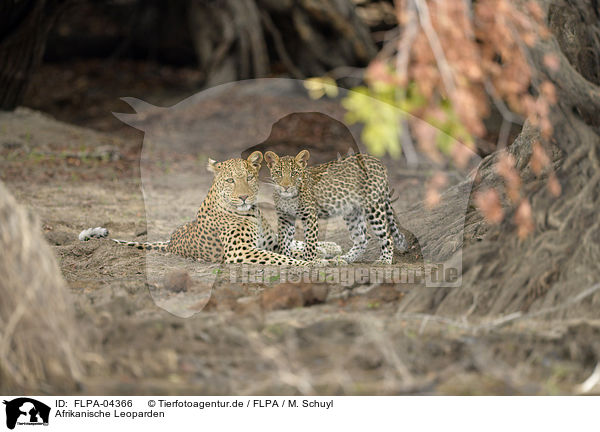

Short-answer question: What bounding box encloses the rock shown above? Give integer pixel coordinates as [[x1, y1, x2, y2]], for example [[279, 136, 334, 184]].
[[135, 227, 148, 237], [163, 270, 192, 293], [44, 229, 73, 245], [204, 286, 242, 311], [300, 283, 330, 306], [353, 351, 384, 370], [366, 284, 404, 303], [235, 296, 262, 315], [261, 284, 303, 311]]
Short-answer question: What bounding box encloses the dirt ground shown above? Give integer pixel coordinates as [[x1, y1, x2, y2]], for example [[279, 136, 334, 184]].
[[1, 62, 599, 395]]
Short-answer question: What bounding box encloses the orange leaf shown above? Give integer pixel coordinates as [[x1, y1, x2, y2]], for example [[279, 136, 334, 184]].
[[543, 53, 560, 71], [425, 172, 448, 209], [548, 173, 562, 197], [495, 152, 521, 202], [530, 141, 550, 175], [514, 198, 534, 239], [475, 189, 504, 224]]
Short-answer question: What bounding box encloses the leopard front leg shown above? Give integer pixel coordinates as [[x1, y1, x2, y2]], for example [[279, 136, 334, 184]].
[[220, 220, 343, 266], [222, 239, 342, 267], [220, 223, 307, 265], [300, 209, 319, 261], [276, 210, 296, 257], [256, 210, 278, 251]]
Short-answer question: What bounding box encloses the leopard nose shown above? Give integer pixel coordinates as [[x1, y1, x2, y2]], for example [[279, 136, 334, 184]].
[[239, 195, 248, 202]]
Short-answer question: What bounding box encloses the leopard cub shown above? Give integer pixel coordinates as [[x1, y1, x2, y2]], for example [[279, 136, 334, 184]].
[[265, 150, 407, 264]]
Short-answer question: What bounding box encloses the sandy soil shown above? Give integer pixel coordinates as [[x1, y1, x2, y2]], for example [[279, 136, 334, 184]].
[[1, 76, 599, 394]]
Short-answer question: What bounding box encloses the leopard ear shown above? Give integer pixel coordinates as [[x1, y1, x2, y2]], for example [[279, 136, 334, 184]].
[[207, 158, 221, 173], [247, 151, 263, 169], [264, 151, 279, 169], [295, 150, 310, 168]]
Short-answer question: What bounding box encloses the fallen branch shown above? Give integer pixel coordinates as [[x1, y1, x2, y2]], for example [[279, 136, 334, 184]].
[[482, 282, 600, 329], [396, 282, 600, 332], [576, 362, 600, 394]]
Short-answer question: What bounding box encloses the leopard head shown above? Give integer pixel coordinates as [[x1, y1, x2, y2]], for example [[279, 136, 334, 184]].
[[207, 151, 263, 212], [264, 150, 309, 198]]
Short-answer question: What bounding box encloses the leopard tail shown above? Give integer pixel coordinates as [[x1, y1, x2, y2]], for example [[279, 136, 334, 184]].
[[111, 239, 170, 251]]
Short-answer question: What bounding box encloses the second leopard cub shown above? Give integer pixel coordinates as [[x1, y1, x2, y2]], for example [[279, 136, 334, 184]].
[[264, 150, 407, 264]]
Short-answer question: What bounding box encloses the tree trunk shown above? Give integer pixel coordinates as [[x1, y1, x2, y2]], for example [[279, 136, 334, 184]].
[[0, 0, 66, 110], [38, 0, 376, 86], [188, 0, 377, 86], [397, 0, 600, 319]]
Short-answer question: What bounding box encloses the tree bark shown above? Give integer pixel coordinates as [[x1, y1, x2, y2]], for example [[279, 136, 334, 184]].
[[397, 0, 600, 319], [0, 0, 66, 110], [188, 0, 377, 85]]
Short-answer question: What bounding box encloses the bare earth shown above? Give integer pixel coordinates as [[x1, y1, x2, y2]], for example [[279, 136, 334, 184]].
[[2, 90, 599, 395]]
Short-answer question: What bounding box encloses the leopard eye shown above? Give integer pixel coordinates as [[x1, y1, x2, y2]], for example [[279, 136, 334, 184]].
[[226, 178, 234, 183], [247, 174, 254, 181]]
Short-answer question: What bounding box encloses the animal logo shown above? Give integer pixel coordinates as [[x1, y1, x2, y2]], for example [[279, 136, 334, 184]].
[[3, 398, 50, 430], [113, 78, 480, 305]]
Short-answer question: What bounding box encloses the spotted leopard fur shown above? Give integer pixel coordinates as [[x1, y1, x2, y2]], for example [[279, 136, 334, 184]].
[[265, 150, 407, 265], [110, 151, 341, 265]]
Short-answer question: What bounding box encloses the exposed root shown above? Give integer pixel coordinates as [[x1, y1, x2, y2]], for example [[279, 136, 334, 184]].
[[397, 0, 600, 318]]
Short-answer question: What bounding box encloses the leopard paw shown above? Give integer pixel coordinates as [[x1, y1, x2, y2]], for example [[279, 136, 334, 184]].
[[316, 241, 343, 258], [311, 256, 347, 267]]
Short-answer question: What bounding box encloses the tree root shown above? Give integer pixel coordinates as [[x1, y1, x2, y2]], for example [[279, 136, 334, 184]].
[[187, 0, 377, 83], [397, 0, 600, 319]]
